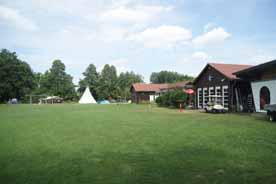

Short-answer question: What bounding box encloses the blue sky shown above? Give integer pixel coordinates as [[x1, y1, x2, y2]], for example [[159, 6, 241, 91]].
[[0, 0, 276, 83]]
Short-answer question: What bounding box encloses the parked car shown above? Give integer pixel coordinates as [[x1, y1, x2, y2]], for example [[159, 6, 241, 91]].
[[205, 101, 226, 113], [264, 104, 276, 122]]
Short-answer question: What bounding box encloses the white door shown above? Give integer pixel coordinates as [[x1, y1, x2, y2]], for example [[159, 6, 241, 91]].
[[150, 95, 155, 102]]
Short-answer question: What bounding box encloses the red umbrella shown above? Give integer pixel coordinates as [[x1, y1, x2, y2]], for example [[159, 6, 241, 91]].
[[185, 89, 194, 94]]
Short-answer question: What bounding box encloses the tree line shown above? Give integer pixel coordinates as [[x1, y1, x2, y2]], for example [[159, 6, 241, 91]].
[[150, 71, 194, 84], [78, 64, 143, 101], [0, 49, 194, 103], [0, 49, 143, 103]]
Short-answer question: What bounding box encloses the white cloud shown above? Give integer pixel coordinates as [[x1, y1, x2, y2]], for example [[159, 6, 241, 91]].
[[248, 52, 275, 65], [162, 52, 212, 77], [193, 27, 231, 47], [110, 58, 130, 73], [96, 58, 130, 74], [192, 51, 210, 60], [128, 25, 192, 48], [100, 27, 130, 42], [0, 5, 38, 31], [110, 58, 129, 65], [100, 5, 173, 24], [204, 22, 216, 32]]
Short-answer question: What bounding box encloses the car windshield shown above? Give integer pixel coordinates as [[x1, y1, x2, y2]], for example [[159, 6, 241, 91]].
[[207, 101, 214, 106], [207, 101, 222, 106]]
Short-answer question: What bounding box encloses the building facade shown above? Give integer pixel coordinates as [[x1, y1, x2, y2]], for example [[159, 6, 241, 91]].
[[235, 60, 276, 112], [130, 83, 167, 103], [194, 63, 253, 111]]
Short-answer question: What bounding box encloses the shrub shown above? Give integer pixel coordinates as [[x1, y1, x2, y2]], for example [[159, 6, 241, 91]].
[[156, 89, 188, 108]]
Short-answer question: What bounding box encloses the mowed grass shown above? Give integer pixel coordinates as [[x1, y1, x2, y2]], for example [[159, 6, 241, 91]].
[[0, 104, 276, 184]]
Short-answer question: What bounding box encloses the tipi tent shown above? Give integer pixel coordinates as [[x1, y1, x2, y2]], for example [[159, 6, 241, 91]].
[[79, 87, 97, 104]]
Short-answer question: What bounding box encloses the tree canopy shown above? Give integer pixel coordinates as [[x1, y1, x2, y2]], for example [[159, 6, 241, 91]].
[[0, 49, 35, 102], [117, 71, 143, 100], [78, 64, 143, 101], [40, 60, 76, 100], [1, 48, 195, 103], [0, 48, 144, 103], [97, 64, 118, 100], [78, 64, 99, 99], [150, 71, 194, 84]]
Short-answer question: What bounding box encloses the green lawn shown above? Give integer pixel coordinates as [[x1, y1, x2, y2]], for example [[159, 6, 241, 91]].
[[0, 104, 276, 184]]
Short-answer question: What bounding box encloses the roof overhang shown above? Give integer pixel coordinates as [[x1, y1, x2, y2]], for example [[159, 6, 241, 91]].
[[234, 59, 276, 78]]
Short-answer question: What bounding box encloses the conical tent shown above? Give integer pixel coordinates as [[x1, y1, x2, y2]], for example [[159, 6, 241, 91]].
[[79, 87, 97, 104]]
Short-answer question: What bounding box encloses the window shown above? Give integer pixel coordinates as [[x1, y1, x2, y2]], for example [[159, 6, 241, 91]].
[[197, 88, 203, 108], [223, 86, 229, 109], [260, 87, 270, 110], [208, 75, 214, 81], [209, 87, 215, 102], [203, 88, 208, 107], [216, 87, 222, 96], [216, 86, 222, 105], [209, 87, 215, 95]]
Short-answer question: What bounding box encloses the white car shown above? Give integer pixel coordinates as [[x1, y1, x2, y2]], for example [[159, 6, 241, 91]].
[[205, 102, 226, 113]]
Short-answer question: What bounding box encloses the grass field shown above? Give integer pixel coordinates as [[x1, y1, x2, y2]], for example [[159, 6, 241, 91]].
[[0, 104, 276, 184]]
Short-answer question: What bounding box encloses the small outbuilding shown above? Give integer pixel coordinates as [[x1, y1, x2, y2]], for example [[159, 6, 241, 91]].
[[130, 82, 193, 104], [235, 60, 276, 112], [130, 83, 167, 103]]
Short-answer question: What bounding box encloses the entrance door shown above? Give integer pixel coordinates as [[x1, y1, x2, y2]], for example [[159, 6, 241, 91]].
[[150, 95, 155, 102], [260, 87, 270, 110]]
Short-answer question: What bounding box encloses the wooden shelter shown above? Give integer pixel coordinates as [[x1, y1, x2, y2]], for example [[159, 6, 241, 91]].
[[40, 96, 63, 104]]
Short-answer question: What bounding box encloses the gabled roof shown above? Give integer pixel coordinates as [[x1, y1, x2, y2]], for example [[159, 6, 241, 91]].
[[131, 83, 168, 92], [209, 63, 253, 79], [194, 63, 253, 84], [234, 59, 276, 77]]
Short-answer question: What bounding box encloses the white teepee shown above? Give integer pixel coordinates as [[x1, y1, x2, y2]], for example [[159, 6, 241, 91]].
[[79, 87, 97, 104]]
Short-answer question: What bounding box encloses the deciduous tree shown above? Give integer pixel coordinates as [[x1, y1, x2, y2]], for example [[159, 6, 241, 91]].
[[97, 64, 118, 100], [117, 71, 143, 100], [78, 64, 99, 99], [40, 60, 76, 100], [0, 49, 35, 102]]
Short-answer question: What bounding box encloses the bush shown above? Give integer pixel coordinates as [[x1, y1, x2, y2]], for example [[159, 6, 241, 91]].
[[156, 89, 188, 108]]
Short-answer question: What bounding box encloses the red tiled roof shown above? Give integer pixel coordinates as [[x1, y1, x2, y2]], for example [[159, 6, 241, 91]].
[[132, 83, 168, 92], [209, 63, 253, 79], [132, 81, 192, 92], [165, 81, 190, 89]]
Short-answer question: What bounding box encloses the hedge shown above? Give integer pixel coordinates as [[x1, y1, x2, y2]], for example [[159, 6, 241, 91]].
[[156, 89, 188, 108]]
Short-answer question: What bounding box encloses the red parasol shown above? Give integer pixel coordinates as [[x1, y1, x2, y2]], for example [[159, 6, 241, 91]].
[[185, 89, 194, 94]]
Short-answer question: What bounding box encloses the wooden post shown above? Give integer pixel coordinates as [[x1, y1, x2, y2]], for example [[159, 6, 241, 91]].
[[179, 103, 182, 112]]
